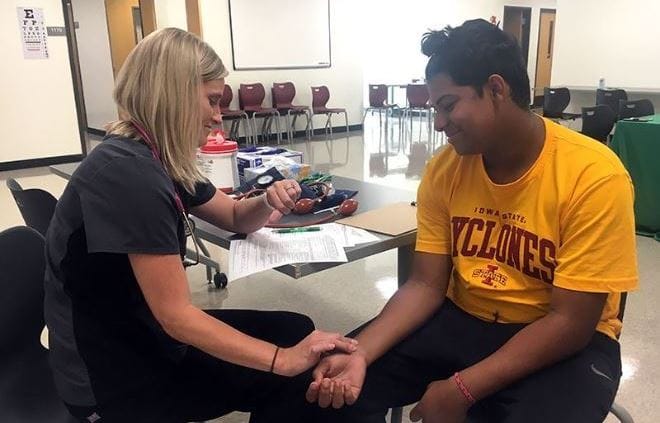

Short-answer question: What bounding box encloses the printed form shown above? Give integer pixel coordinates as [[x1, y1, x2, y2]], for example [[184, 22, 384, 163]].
[[228, 224, 379, 281]]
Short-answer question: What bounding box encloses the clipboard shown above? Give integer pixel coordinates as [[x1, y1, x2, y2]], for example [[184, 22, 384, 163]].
[[336, 202, 417, 236]]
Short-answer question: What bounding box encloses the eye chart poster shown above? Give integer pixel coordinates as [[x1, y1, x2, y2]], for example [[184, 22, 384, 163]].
[[17, 7, 49, 59]]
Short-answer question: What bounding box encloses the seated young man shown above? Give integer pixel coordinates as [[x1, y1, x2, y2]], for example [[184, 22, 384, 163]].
[[306, 19, 638, 423]]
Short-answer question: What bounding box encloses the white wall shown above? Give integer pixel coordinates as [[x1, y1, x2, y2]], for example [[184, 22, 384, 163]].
[[361, 0, 556, 104], [72, 0, 117, 130], [0, 0, 83, 164], [553, 0, 660, 90], [200, 0, 364, 129], [154, 0, 188, 30]]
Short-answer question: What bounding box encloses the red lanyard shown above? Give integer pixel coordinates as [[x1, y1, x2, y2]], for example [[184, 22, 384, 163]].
[[131, 121, 186, 214]]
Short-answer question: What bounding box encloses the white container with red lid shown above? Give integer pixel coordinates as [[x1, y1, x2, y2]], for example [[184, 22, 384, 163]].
[[196, 130, 239, 192]]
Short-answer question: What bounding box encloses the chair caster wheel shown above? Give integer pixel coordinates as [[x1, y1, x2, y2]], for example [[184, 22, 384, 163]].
[[213, 272, 228, 289]]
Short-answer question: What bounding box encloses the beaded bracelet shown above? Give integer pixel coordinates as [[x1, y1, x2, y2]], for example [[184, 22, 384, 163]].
[[453, 372, 476, 405]]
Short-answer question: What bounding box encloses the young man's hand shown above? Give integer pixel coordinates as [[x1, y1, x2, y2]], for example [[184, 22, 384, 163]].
[[305, 350, 367, 408], [409, 378, 471, 423]]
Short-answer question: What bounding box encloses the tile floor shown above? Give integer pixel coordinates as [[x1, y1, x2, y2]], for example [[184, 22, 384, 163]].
[[1, 117, 657, 422]]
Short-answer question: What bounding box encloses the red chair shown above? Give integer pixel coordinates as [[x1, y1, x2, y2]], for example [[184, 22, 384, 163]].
[[311, 85, 349, 139], [239, 83, 282, 144], [272, 82, 312, 142], [219, 85, 253, 144], [362, 84, 401, 150], [402, 84, 435, 151]]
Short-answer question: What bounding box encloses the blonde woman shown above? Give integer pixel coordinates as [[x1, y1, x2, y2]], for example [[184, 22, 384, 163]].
[[44, 28, 355, 422]]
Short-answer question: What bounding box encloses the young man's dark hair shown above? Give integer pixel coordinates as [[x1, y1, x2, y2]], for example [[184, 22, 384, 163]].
[[421, 19, 531, 109]]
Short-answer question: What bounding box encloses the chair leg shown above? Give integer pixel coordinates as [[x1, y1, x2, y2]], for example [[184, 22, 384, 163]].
[[323, 113, 333, 159], [290, 112, 299, 142], [362, 108, 370, 125], [239, 113, 251, 145], [306, 109, 313, 140], [258, 116, 267, 144], [324, 113, 333, 139], [426, 109, 433, 149], [342, 111, 350, 164], [289, 112, 294, 142], [274, 111, 282, 144], [251, 116, 260, 145]]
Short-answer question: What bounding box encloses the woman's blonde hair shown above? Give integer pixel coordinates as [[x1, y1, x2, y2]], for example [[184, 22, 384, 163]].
[[106, 27, 228, 193]]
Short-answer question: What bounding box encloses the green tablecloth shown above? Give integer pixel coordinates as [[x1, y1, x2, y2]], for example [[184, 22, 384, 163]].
[[610, 114, 660, 240]]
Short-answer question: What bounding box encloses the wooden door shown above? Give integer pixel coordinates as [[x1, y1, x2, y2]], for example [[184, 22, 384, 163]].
[[534, 9, 556, 96], [105, 0, 140, 76]]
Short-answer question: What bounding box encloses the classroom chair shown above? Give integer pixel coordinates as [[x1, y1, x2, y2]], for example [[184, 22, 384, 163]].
[[618, 99, 655, 120], [0, 226, 77, 422], [219, 85, 253, 144], [311, 85, 349, 139], [401, 84, 433, 152], [581, 105, 617, 144], [362, 84, 401, 148], [239, 83, 282, 144], [271, 82, 312, 142], [6, 178, 56, 237], [6, 179, 226, 289], [542, 87, 580, 122], [596, 88, 628, 117]]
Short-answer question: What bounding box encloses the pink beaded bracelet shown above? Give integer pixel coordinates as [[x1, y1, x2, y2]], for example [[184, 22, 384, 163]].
[[453, 372, 476, 405]]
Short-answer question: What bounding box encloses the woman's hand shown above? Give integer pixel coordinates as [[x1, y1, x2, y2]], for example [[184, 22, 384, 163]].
[[273, 330, 359, 377], [265, 179, 301, 215]]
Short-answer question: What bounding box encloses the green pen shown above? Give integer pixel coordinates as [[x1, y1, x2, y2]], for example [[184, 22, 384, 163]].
[[273, 227, 322, 234]]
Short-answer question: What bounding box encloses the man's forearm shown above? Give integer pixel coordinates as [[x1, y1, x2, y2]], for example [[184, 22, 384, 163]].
[[357, 279, 446, 365], [460, 311, 597, 401]]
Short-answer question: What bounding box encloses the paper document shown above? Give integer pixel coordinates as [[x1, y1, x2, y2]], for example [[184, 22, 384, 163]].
[[228, 224, 381, 281], [229, 229, 347, 281], [319, 223, 380, 247]]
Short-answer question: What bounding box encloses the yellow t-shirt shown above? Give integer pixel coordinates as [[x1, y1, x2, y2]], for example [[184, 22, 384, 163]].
[[416, 118, 638, 339]]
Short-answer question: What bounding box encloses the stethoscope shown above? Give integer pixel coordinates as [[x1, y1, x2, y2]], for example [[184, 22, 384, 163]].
[[131, 121, 201, 266]]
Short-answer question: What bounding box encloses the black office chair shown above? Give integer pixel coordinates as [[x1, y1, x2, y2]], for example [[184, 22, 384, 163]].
[[6, 178, 228, 289], [542, 87, 580, 121], [0, 226, 76, 422], [581, 105, 617, 144], [618, 99, 655, 120], [596, 88, 628, 117], [6, 178, 57, 237]]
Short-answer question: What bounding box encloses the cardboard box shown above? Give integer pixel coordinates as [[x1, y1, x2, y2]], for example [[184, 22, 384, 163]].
[[237, 147, 303, 181], [244, 163, 312, 182]]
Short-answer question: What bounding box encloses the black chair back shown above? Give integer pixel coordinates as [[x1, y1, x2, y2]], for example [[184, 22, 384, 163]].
[[581, 105, 617, 143], [0, 227, 45, 350], [618, 99, 655, 120], [596, 88, 628, 116], [6, 178, 57, 237], [0, 226, 75, 422], [542, 87, 571, 118]]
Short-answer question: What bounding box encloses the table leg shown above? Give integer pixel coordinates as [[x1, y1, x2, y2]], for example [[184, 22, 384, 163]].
[[397, 243, 414, 287]]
